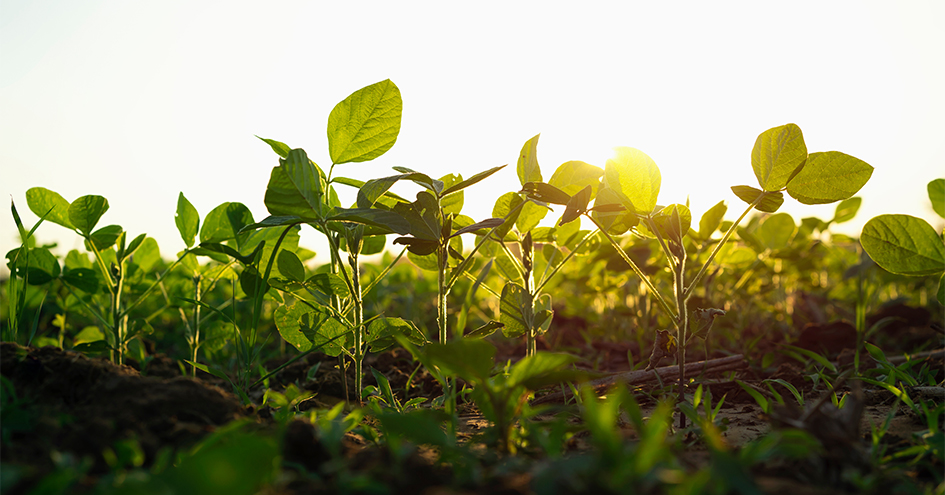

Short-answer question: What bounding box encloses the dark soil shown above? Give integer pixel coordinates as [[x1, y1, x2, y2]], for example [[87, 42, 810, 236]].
[[1, 304, 942, 494]]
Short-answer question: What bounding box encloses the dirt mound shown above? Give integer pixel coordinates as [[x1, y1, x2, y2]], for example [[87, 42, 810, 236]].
[[1, 343, 246, 487]]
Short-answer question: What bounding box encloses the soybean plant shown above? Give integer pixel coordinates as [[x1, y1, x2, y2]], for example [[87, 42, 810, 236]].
[[524, 123, 874, 428]]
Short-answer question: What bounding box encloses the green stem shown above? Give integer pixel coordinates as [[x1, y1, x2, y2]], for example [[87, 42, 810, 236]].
[[683, 193, 764, 301], [192, 274, 202, 377], [349, 250, 364, 403], [586, 214, 677, 321]]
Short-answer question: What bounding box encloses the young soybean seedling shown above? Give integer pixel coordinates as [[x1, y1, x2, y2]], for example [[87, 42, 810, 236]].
[[523, 123, 873, 428]]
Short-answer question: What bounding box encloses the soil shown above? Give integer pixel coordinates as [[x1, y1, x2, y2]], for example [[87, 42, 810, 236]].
[[1, 304, 942, 494]]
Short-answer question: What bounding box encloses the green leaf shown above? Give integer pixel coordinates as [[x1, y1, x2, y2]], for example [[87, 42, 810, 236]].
[[358, 173, 429, 209], [11, 198, 27, 241], [274, 303, 349, 356], [68, 195, 109, 236], [928, 179, 945, 219], [731, 185, 783, 213], [603, 147, 661, 215], [256, 135, 291, 158], [26, 187, 74, 229], [786, 151, 873, 204], [327, 79, 402, 164], [549, 160, 604, 196], [650, 203, 691, 243], [452, 217, 504, 237], [62, 267, 99, 293], [441, 165, 506, 197], [751, 123, 807, 191], [328, 207, 410, 235], [861, 214, 945, 276], [241, 215, 304, 232], [274, 148, 325, 216], [560, 185, 592, 226], [199, 202, 254, 245], [73, 326, 105, 346], [522, 182, 571, 206], [832, 197, 861, 224], [465, 320, 504, 339], [757, 213, 796, 251], [307, 272, 350, 298], [365, 317, 425, 353], [175, 192, 200, 248], [509, 352, 581, 390], [8, 247, 60, 285], [122, 232, 147, 261], [590, 185, 637, 235], [86, 225, 123, 251], [697, 200, 727, 240], [277, 250, 305, 283], [517, 134, 542, 186], [499, 282, 529, 338], [424, 338, 496, 384], [516, 201, 548, 233]]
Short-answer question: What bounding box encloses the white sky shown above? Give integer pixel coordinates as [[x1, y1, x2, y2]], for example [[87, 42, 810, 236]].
[[2, 1, 943, 274]]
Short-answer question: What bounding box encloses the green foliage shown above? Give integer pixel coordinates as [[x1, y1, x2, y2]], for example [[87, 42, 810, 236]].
[[861, 214, 945, 277]]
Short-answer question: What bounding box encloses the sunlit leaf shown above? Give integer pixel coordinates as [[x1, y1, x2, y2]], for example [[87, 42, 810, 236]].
[[517, 134, 542, 186], [26, 187, 73, 229], [786, 151, 873, 204], [500, 282, 529, 338], [697, 200, 727, 240], [328, 79, 402, 164], [861, 214, 945, 276], [757, 213, 796, 251], [832, 197, 861, 224], [277, 250, 305, 283], [751, 123, 807, 192], [175, 192, 200, 248], [603, 147, 660, 215], [549, 160, 604, 196], [731, 185, 783, 213]]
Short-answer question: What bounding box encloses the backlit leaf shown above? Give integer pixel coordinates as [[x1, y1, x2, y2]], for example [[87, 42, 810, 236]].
[[603, 147, 660, 215], [697, 200, 727, 240], [832, 197, 861, 224], [175, 192, 200, 248], [757, 213, 796, 251], [26, 187, 74, 230], [500, 282, 529, 338], [549, 160, 604, 196], [328, 79, 402, 164], [861, 214, 945, 276], [517, 134, 542, 186], [786, 151, 873, 204], [731, 185, 783, 213], [751, 123, 807, 191], [277, 250, 305, 283]]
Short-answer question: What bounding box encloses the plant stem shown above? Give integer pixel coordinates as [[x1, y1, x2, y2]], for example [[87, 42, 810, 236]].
[[586, 215, 677, 321], [349, 250, 364, 403], [192, 274, 202, 377], [437, 245, 449, 344], [683, 193, 764, 301]]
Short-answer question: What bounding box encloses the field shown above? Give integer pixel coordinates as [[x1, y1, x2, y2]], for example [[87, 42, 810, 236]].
[[3, 80, 944, 494]]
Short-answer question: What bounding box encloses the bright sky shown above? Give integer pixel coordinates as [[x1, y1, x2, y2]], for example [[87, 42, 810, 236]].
[[2, 1, 943, 275]]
